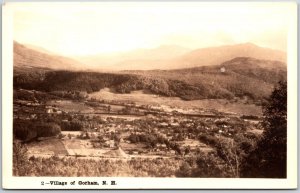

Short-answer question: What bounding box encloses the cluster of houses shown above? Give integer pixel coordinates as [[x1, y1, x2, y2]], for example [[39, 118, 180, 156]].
[[14, 94, 259, 159]]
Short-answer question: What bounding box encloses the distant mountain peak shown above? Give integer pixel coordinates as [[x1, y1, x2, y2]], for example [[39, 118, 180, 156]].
[[174, 43, 287, 69]]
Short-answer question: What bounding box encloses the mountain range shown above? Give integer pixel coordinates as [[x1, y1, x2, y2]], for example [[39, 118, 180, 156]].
[[13, 41, 287, 102], [14, 41, 286, 71], [76, 43, 287, 70]]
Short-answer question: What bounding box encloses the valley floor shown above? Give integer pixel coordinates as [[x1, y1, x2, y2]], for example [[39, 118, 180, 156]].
[[13, 88, 263, 177]]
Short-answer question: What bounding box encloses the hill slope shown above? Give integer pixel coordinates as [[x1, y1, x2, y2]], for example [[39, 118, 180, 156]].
[[14, 41, 84, 70], [124, 57, 286, 100]]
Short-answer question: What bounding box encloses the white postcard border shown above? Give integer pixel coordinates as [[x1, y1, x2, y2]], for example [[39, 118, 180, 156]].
[[2, 2, 298, 189]]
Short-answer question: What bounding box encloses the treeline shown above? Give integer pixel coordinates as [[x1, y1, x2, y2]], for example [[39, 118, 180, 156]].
[[13, 119, 61, 141], [60, 121, 83, 131], [13, 70, 207, 100], [13, 89, 60, 102]]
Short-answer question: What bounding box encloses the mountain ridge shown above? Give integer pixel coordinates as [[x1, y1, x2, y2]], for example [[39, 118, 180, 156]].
[[93, 43, 287, 70], [170, 43, 286, 69]]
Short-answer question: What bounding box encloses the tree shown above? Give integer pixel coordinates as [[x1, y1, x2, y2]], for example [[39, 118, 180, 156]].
[[241, 81, 287, 178], [13, 120, 38, 141], [184, 146, 191, 156], [13, 140, 28, 176], [35, 122, 61, 137], [176, 151, 232, 177]]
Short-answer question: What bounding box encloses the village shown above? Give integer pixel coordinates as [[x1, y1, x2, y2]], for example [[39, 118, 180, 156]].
[[13, 88, 262, 160]]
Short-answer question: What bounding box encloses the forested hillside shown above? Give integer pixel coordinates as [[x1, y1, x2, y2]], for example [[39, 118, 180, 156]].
[[14, 57, 286, 102]]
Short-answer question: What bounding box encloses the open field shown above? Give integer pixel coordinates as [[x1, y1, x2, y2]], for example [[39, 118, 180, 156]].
[[27, 136, 128, 158], [27, 138, 68, 156], [120, 142, 148, 152], [47, 100, 94, 113], [26, 137, 174, 159], [89, 88, 262, 116]]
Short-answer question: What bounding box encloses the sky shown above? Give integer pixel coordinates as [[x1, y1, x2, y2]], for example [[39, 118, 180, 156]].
[[12, 2, 292, 56]]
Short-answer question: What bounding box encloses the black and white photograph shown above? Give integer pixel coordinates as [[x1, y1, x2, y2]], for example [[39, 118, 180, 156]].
[[2, 1, 298, 189]]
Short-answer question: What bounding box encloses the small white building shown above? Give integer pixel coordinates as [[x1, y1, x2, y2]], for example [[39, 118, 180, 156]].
[[46, 108, 53, 114], [105, 140, 115, 148]]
